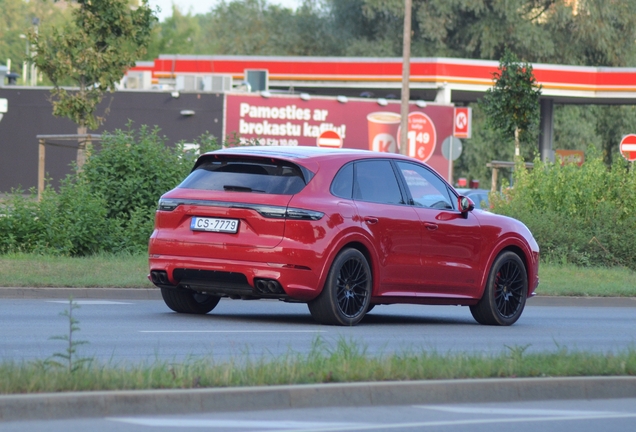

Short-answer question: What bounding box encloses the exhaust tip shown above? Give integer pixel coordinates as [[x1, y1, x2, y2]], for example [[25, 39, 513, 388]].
[[266, 281, 278, 293], [151, 270, 170, 286], [254, 278, 284, 295]]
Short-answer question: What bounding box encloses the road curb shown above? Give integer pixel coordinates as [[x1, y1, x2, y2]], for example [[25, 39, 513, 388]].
[[0, 287, 162, 300], [1, 377, 635, 422], [528, 296, 636, 308], [0, 288, 634, 307]]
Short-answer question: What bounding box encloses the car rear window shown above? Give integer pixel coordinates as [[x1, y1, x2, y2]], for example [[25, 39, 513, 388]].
[[178, 157, 310, 195]]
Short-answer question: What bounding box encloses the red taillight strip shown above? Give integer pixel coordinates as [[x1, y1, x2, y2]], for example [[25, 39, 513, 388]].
[[157, 198, 323, 221]]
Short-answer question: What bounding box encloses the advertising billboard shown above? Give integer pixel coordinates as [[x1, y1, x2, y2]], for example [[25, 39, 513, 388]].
[[224, 93, 458, 179]]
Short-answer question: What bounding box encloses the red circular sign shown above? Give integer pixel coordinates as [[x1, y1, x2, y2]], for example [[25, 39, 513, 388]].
[[397, 112, 437, 162], [620, 134, 636, 162], [316, 129, 343, 148]]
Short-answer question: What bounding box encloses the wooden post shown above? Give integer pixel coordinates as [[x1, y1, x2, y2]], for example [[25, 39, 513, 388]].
[[491, 167, 498, 193], [38, 138, 45, 201]]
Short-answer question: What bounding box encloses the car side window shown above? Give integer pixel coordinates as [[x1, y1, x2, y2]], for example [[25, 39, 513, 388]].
[[396, 162, 455, 210], [353, 160, 404, 205], [330, 163, 354, 199], [473, 194, 484, 209]]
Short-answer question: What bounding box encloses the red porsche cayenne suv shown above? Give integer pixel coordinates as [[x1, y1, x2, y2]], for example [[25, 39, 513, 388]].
[[149, 146, 539, 326]]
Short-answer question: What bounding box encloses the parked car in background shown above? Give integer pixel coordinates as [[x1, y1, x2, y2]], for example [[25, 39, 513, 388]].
[[149, 146, 539, 326], [455, 188, 491, 210]]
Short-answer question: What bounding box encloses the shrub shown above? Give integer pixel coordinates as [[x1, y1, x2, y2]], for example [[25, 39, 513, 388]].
[[0, 189, 43, 254], [0, 181, 117, 256], [0, 125, 220, 256], [491, 149, 636, 270], [79, 125, 219, 253]]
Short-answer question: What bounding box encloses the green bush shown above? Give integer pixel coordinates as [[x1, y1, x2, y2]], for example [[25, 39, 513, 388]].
[[491, 149, 636, 270], [0, 125, 219, 256], [0, 181, 114, 256], [0, 189, 42, 253]]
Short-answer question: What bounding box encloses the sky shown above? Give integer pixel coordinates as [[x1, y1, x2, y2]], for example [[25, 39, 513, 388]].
[[147, 0, 304, 21]]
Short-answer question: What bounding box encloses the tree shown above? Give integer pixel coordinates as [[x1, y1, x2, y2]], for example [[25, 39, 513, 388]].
[[31, 0, 156, 165], [360, 0, 559, 60], [145, 6, 202, 59], [0, 0, 69, 81], [481, 50, 542, 158]]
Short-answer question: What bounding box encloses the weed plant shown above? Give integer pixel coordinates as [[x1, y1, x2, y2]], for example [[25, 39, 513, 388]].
[[0, 338, 635, 394], [492, 148, 636, 270], [46, 297, 91, 373]]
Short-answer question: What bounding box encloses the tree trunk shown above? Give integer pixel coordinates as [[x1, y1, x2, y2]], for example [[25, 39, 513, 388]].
[[77, 125, 87, 170]]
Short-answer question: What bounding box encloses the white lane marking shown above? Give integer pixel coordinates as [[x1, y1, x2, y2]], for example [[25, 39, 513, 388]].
[[109, 418, 367, 428], [139, 330, 327, 333], [46, 300, 133, 305], [256, 413, 636, 432], [416, 405, 619, 416]]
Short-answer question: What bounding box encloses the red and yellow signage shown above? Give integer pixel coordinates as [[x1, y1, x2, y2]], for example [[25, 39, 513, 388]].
[[555, 149, 585, 166], [224, 93, 457, 177]]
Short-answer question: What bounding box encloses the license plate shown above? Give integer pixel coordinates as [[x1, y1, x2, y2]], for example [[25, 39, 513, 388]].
[[191, 217, 239, 233]]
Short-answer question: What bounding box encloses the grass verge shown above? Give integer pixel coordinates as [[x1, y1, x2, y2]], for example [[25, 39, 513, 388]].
[[1, 339, 635, 394], [538, 263, 635, 297], [0, 253, 152, 288], [0, 254, 633, 296]]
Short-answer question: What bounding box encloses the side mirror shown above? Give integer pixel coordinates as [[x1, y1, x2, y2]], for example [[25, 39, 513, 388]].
[[458, 196, 475, 214]]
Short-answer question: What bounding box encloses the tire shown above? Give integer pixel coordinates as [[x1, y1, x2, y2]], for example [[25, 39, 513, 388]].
[[470, 251, 527, 326], [161, 288, 221, 314], [308, 248, 372, 326]]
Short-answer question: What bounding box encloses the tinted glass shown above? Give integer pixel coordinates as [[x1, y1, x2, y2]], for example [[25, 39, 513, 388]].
[[179, 158, 307, 195], [396, 162, 455, 210], [331, 163, 354, 199], [477, 193, 489, 209], [354, 160, 404, 205]]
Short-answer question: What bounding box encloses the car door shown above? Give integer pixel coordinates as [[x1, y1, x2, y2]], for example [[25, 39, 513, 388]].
[[352, 159, 422, 296], [395, 161, 483, 297]]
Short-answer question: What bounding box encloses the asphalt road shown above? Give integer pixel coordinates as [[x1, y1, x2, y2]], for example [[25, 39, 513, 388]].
[[3, 398, 636, 431], [2, 297, 635, 363]]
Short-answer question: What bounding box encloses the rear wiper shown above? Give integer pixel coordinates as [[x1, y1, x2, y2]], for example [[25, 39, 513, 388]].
[[223, 185, 265, 193]]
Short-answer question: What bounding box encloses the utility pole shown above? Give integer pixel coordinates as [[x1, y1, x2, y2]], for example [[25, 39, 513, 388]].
[[399, 0, 412, 156]]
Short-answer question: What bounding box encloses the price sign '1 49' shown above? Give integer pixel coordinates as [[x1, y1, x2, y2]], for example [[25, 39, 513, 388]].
[[399, 112, 437, 162]]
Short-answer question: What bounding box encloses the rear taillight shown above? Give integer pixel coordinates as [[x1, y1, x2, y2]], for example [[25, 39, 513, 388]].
[[157, 198, 323, 220], [285, 208, 324, 220], [158, 198, 179, 211]]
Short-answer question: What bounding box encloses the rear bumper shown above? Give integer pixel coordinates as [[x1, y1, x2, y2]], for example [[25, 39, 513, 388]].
[[148, 253, 321, 301]]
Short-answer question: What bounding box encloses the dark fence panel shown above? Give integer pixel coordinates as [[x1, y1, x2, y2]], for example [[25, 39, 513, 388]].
[[0, 88, 224, 192]]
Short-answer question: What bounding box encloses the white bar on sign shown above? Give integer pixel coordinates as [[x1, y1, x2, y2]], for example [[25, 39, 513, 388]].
[[621, 144, 636, 151], [318, 138, 342, 147]]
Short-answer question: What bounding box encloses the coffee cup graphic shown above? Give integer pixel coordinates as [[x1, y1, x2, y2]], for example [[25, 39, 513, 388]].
[[367, 111, 401, 153]]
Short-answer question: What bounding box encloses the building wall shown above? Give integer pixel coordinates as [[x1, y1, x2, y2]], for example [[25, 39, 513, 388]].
[[0, 88, 224, 192]]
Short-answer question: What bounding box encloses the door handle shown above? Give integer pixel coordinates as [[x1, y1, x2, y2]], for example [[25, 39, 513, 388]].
[[424, 222, 438, 230], [363, 216, 379, 225]]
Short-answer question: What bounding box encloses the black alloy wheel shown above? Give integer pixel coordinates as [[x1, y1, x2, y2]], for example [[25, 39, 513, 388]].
[[470, 251, 527, 326], [308, 248, 372, 326], [161, 287, 221, 314]]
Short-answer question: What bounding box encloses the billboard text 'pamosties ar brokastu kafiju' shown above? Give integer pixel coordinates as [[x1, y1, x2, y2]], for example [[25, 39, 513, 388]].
[[224, 93, 461, 179]]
